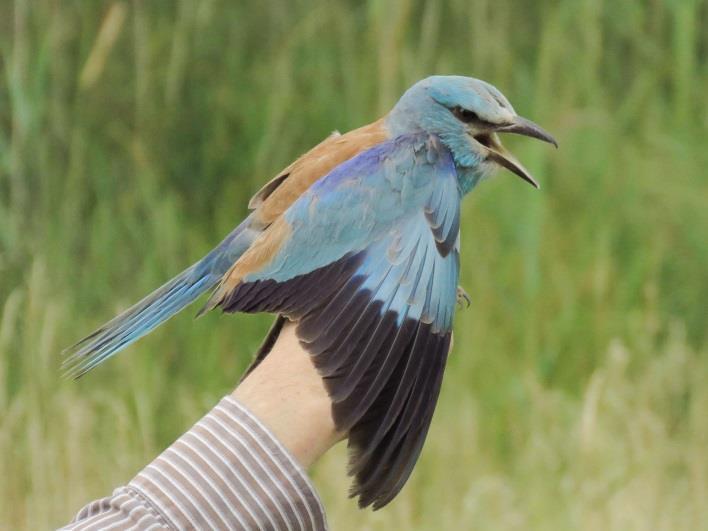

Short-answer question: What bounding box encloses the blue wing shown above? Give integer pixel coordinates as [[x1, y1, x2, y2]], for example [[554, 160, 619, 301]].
[[213, 134, 461, 508]]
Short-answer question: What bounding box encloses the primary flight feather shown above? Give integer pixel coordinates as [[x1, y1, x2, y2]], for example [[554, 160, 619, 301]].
[[63, 75, 556, 509]]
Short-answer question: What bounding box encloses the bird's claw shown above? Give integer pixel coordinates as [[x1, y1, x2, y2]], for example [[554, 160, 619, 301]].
[[456, 286, 471, 308]]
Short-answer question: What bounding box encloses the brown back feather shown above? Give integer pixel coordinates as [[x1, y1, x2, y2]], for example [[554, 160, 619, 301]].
[[202, 118, 389, 312], [249, 118, 388, 227]]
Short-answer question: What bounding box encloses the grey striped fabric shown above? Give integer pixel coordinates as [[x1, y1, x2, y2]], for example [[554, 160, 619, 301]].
[[61, 397, 328, 531]]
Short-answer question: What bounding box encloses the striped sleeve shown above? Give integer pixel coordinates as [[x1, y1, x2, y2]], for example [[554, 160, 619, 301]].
[[61, 396, 328, 531]]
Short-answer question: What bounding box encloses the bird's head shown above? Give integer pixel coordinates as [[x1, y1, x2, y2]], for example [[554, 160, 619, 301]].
[[387, 75, 557, 188]]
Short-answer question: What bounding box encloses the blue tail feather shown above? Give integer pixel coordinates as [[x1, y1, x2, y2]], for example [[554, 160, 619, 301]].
[[62, 217, 257, 378]]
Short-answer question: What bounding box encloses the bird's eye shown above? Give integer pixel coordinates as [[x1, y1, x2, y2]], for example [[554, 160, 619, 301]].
[[452, 106, 480, 123]]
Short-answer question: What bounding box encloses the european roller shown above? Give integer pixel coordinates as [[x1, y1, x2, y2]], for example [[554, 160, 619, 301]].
[[64, 75, 556, 509]]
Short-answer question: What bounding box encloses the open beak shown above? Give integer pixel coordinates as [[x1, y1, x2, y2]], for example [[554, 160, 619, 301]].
[[475, 116, 557, 189]]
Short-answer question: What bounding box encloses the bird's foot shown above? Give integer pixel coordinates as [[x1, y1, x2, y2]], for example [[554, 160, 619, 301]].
[[456, 286, 471, 309]]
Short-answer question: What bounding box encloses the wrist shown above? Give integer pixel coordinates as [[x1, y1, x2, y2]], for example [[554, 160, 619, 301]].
[[232, 321, 341, 468]]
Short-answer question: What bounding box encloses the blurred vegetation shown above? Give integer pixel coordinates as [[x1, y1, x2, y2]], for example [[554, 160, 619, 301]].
[[1, 0, 707, 529]]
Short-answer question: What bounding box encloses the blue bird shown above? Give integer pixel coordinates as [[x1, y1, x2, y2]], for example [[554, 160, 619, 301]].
[[63, 75, 556, 509]]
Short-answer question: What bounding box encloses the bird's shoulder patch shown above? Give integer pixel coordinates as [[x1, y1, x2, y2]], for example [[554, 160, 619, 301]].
[[249, 119, 389, 226]]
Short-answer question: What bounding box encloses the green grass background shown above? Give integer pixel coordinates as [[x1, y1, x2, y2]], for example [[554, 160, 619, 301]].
[[1, 1, 707, 529]]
